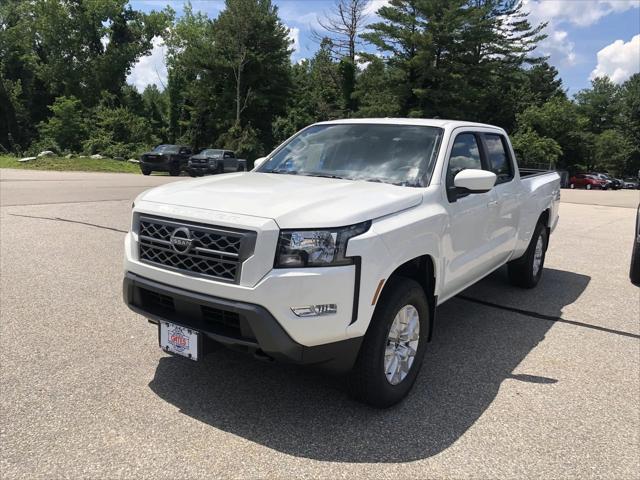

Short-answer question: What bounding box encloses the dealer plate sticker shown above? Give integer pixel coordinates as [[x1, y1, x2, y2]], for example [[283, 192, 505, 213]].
[[160, 321, 199, 361]]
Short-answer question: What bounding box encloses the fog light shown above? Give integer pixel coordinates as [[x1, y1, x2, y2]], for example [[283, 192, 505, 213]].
[[291, 304, 337, 317]]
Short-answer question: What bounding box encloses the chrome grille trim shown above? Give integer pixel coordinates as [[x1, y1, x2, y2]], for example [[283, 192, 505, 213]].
[[136, 215, 256, 283]]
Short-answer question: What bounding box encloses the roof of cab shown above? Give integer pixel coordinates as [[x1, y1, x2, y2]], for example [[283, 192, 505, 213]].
[[314, 117, 503, 130]]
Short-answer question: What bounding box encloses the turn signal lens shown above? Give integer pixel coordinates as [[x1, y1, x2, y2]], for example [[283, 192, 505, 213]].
[[291, 304, 337, 317]]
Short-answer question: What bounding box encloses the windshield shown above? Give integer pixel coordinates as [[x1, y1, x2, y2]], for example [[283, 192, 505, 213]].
[[153, 145, 179, 153], [257, 124, 443, 186], [201, 149, 223, 158]]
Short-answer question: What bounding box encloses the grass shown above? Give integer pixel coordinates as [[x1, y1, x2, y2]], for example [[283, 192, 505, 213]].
[[0, 155, 141, 173]]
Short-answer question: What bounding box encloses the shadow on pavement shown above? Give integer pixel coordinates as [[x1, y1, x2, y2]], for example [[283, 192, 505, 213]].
[[149, 267, 589, 463]]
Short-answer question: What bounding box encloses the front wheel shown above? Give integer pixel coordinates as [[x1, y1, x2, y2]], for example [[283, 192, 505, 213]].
[[508, 221, 548, 288], [169, 163, 180, 176], [141, 167, 151, 176], [349, 277, 429, 408], [570, 183, 575, 189], [586, 184, 592, 190]]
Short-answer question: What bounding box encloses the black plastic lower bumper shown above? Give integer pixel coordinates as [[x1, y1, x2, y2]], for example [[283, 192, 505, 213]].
[[123, 272, 362, 372], [140, 160, 170, 171]]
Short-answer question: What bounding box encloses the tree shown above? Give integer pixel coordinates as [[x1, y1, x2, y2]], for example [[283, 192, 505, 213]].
[[167, 0, 292, 152], [82, 93, 158, 158], [523, 62, 565, 105], [314, 0, 370, 62], [618, 74, 640, 175], [575, 77, 621, 134], [362, 0, 422, 115], [213, 0, 292, 147], [272, 42, 343, 144], [363, 0, 546, 127], [511, 128, 562, 169], [0, 0, 171, 151], [313, 0, 371, 113], [593, 129, 631, 175], [515, 97, 589, 170], [37, 96, 87, 153], [352, 57, 402, 117]]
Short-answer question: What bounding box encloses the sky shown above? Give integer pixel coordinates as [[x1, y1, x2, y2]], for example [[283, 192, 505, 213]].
[[127, 0, 640, 96]]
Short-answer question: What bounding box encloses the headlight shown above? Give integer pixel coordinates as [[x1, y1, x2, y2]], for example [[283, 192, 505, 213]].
[[208, 158, 218, 165], [275, 221, 371, 268]]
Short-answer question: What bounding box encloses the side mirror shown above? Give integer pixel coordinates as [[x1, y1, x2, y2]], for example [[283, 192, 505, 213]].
[[252, 156, 267, 170], [452, 169, 496, 197]]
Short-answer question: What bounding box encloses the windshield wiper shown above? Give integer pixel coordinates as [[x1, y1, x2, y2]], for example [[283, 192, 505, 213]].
[[363, 177, 420, 187], [266, 168, 298, 175], [299, 171, 349, 180]]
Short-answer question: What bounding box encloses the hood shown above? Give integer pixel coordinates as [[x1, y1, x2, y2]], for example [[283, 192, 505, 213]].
[[142, 151, 171, 157], [139, 172, 423, 228]]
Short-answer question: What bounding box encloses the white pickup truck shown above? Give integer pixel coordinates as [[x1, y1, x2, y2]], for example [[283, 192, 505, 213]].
[[124, 119, 560, 407]]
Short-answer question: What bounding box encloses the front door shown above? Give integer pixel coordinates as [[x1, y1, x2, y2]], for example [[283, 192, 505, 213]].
[[440, 131, 498, 299], [481, 133, 520, 268]]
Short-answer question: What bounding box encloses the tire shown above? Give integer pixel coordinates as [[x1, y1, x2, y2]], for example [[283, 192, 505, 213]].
[[169, 163, 180, 176], [141, 167, 151, 176], [586, 184, 592, 190], [570, 183, 575, 189], [217, 163, 224, 174], [508, 221, 549, 288], [349, 277, 429, 408], [188, 170, 197, 177]]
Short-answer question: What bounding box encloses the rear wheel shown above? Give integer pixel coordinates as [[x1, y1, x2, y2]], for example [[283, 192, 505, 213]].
[[508, 221, 548, 288], [569, 183, 575, 189], [349, 277, 429, 408], [586, 184, 592, 190]]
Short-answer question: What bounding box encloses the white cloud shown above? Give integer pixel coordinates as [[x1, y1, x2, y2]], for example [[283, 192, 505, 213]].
[[127, 36, 167, 92], [590, 34, 640, 83], [522, 0, 640, 68], [524, 0, 639, 28], [536, 29, 578, 67], [365, 0, 391, 17], [288, 26, 301, 55]]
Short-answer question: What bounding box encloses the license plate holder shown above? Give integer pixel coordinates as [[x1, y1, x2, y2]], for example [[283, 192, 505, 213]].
[[159, 321, 200, 361]]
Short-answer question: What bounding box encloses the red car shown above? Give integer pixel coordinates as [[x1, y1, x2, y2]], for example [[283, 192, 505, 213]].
[[569, 174, 609, 190]]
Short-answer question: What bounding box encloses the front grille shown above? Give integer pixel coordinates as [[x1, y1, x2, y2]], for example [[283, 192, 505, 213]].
[[137, 216, 256, 283], [143, 154, 164, 163]]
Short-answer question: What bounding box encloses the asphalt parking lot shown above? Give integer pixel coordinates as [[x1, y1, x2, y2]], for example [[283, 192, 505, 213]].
[[1, 169, 639, 479]]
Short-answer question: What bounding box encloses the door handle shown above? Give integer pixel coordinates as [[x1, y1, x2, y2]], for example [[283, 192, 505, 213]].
[[487, 200, 498, 207]]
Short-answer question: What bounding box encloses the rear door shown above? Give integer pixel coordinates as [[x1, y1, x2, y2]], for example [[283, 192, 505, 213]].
[[480, 132, 521, 267], [223, 151, 238, 171], [440, 130, 498, 298]]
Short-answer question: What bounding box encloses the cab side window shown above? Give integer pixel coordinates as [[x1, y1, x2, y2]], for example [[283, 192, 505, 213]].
[[483, 134, 513, 183], [447, 133, 482, 187], [224, 152, 234, 159]]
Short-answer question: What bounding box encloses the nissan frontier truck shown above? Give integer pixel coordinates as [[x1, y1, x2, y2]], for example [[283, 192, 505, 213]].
[[123, 119, 560, 407]]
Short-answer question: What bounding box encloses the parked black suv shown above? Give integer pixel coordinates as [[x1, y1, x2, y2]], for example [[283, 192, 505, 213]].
[[140, 145, 193, 176]]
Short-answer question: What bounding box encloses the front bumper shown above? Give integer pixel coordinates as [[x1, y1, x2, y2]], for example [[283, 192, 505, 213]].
[[140, 159, 171, 171], [123, 272, 362, 372], [188, 164, 215, 173]]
